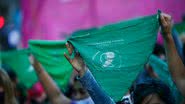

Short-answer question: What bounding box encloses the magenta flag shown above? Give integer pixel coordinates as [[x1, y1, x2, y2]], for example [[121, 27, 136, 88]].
[[21, 0, 185, 47]]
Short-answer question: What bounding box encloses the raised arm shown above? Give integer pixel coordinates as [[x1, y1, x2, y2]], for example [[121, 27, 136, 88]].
[[172, 29, 184, 63], [64, 43, 115, 104], [29, 55, 71, 104], [160, 13, 185, 97]]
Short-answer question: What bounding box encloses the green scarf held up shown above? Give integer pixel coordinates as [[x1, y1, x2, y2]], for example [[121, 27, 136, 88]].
[[68, 14, 160, 101], [174, 22, 185, 34], [29, 40, 73, 91]]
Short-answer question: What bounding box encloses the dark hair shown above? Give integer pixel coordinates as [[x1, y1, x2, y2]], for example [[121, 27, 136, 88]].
[[0, 69, 17, 104], [132, 79, 175, 104], [152, 43, 165, 56], [1, 64, 17, 82]]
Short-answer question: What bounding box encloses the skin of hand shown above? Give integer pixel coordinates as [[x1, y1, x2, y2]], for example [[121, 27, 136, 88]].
[[160, 13, 173, 39], [64, 42, 87, 77]]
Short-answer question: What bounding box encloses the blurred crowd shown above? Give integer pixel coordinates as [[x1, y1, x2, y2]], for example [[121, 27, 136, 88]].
[[0, 64, 94, 104]]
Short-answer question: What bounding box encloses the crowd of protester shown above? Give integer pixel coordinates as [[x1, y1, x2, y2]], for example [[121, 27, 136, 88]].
[[0, 13, 185, 104]]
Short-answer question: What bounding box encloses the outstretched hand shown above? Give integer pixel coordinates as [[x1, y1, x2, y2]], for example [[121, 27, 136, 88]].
[[160, 13, 173, 39], [64, 42, 87, 77]]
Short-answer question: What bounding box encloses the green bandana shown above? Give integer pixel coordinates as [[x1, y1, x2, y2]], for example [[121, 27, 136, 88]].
[[68, 14, 159, 101]]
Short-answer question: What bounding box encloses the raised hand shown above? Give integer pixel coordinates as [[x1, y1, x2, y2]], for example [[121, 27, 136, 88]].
[[64, 42, 87, 77], [160, 13, 173, 38], [29, 55, 72, 104]]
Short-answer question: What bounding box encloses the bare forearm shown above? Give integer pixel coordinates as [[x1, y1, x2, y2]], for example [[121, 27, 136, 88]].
[[163, 34, 185, 97], [33, 64, 71, 104]]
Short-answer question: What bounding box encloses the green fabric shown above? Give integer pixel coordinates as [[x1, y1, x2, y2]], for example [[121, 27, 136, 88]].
[[0, 49, 38, 88], [29, 40, 73, 91], [68, 14, 159, 101], [174, 22, 185, 34], [149, 55, 183, 104]]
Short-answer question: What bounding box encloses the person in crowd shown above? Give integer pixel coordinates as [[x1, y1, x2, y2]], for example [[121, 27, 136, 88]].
[[153, 43, 166, 61], [66, 77, 94, 103], [160, 13, 185, 98], [29, 55, 94, 104], [2, 65, 27, 104], [0, 69, 18, 104], [134, 45, 163, 86], [64, 13, 179, 104], [64, 42, 175, 104]]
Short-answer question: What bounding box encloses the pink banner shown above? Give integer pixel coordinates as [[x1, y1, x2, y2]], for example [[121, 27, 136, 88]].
[[21, 0, 185, 47]]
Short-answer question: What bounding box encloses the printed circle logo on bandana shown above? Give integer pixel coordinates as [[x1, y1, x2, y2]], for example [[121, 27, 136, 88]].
[[92, 51, 122, 69]]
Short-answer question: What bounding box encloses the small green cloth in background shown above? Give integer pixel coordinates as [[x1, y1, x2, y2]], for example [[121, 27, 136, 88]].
[[29, 40, 73, 91], [149, 55, 183, 104], [68, 14, 159, 101], [174, 22, 185, 35], [0, 49, 38, 88]]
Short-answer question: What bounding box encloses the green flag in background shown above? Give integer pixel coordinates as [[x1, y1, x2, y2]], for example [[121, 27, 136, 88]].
[[0, 49, 38, 88], [174, 22, 185, 35], [149, 55, 183, 104], [68, 14, 159, 101], [29, 40, 73, 91]]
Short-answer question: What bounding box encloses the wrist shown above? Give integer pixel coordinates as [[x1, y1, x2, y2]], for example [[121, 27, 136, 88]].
[[78, 65, 88, 77], [162, 33, 172, 41]]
